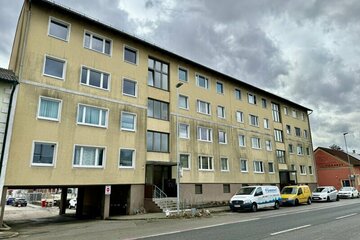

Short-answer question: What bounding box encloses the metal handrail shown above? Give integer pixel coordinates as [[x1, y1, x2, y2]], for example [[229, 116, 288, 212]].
[[153, 185, 167, 199]]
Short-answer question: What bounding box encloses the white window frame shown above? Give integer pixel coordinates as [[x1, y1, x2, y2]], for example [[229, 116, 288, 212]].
[[274, 129, 283, 142], [122, 78, 138, 98], [73, 144, 106, 168], [83, 30, 112, 56], [295, 127, 301, 137], [268, 162, 275, 174], [217, 105, 226, 119], [47, 16, 71, 42], [31, 141, 57, 167], [196, 73, 209, 89], [80, 65, 111, 91], [262, 98, 267, 108], [236, 111, 244, 123], [179, 153, 191, 170], [123, 45, 139, 65], [197, 100, 211, 115], [300, 165, 307, 175], [43, 54, 67, 80], [265, 140, 272, 151], [251, 137, 261, 149], [239, 134, 246, 147], [77, 103, 108, 128], [235, 88, 241, 100], [286, 125, 291, 135], [178, 94, 189, 110], [289, 144, 294, 154], [178, 66, 188, 82], [179, 123, 190, 139], [37, 96, 62, 122], [248, 93, 256, 104], [216, 81, 224, 94], [197, 126, 213, 142], [297, 145, 304, 155], [119, 148, 136, 168], [308, 166, 313, 175], [304, 130, 308, 138], [253, 160, 264, 173], [263, 118, 269, 129], [249, 114, 259, 127], [292, 109, 297, 118], [218, 130, 227, 144], [220, 157, 229, 172], [120, 111, 137, 132], [198, 155, 214, 171], [240, 158, 248, 172], [284, 107, 288, 115]]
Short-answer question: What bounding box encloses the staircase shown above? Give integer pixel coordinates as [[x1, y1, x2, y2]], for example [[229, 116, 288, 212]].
[[152, 185, 178, 212]]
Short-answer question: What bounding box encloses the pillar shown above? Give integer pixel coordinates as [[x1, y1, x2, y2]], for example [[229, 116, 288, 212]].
[[59, 187, 68, 215], [101, 192, 110, 220], [0, 187, 8, 227]]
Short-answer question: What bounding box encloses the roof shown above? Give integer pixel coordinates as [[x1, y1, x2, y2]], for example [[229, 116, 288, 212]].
[[33, 0, 311, 111], [315, 147, 360, 166], [0, 68, 18, 83]]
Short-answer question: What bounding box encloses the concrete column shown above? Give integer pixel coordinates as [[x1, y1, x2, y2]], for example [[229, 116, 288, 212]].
[[59, 187, 68, 215], [0, 187, 7, 227], [76, 187, 84, 218], [101, 193, 110, 220]]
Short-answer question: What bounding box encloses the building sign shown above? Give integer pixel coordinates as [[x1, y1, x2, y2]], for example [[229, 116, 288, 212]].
[[105, 185, 111, 195]]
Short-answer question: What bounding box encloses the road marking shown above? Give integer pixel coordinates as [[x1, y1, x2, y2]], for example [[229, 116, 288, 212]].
[[336, 213, 358, 220], [270, 225, 311, 236], [125, 218, 260, 240]]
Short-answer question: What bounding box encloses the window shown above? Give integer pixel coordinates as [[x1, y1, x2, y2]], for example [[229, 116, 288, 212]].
[[235, 89, 241, 100], [119, 149, 135, 168], [195, 184, 203, 194], [180, 154, 190, 169], [262, 98, 267, 108], [216, 82, 224, 94], [263, 118, 269, 129], [271, 103, 281, 122], [288, 144, 294, 153], [239, 135, 246, 147], [43, 55, 66, 79], [253, 161, 264, 173], [300, 165, 306, 175], [268, 162, 275, 173], [249, 114, 259, 127], [286, 125, 291, 135], [308, 166, 313, 175], [265, 140, 272, 151], [179, 123, 190, 139], [248, 93, 256, 104], [304, 130, 308, 138], [295, 127, 301, 137], [236, 111, 244, 123], [197, 126, 212, 142], [121, 112, 136, 131], [81, 67, 109, 90], [124, 46, 137, 64], [274, 129, 283, 142], [291, 164, 296, 171], [219, 130, 227, 144], [276, 150, 286, 164], [196, 74, 209, 89], [48, 17, 70, 41], [178, 95, 189, 110], [147, 99, 169, 121], [178, 67, 188, 82], [297, 144, 304, 155], [197, 100, 211, 115], [223, 184, 230, 193], [292, 109, 297, 118], [147, 131, 169, 152], [77, 104, 107, 128], [301, 112, 305, 120], [84, 31, 111, 55], [148, 58, 169, 90], [220, 157, 229, 171], [198, 156, 213, 170], [32, 142, 56, 166], [240, 159, 248, 172], [73, 146, 105, 167], [38, 97, 61, 121], [251, 137, 261, 149], [284, 107, 288, 115], [122, 79, 137, 97], [217, 106, 225, 118], [306, 147, 310, 155]]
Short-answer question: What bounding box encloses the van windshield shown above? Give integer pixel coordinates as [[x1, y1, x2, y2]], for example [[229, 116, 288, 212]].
[[236, 187, 256, 195], [314, 187, 326, 193], [281, 187, 297, 194]]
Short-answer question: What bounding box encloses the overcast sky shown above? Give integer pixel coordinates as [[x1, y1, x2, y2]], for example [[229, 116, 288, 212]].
[[1, 0, 359, 153]]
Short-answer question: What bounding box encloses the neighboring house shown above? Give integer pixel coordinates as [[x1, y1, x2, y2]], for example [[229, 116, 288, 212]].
[[1, 0, 316, 220], [314, 147, 360, 190]]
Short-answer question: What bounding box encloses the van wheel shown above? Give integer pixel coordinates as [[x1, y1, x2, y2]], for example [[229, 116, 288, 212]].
[[295, 199, 299, 206], [351, 194, 354, 199], [336, 196, 340, 201], [274, 201, 280, 210], [251, 203, 257, 212], [327, 196, 330, 202], [307, 198, 312, 205]]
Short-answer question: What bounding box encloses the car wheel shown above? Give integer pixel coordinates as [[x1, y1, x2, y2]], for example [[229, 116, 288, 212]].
[[295, 199, 299, 206], [307, 198, 312, 205], [274, 201, 280, 210], [336, 195, 340, 201], [352, 194, 354, 199], [327, 196, 330, 202], [251, 203, 257, 212]]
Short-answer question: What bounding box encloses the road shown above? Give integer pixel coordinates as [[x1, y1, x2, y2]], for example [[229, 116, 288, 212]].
[[5, 199, 360, 239]]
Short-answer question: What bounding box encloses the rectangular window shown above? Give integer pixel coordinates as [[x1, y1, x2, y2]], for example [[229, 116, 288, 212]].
[[253, 161, 264, 173], [77, 104, 107, 128], [268, 162, 275, 173], [81, 66, 109, 90], [119, 149, 135, 168], [219, 130, 227, 144], [220, 157, 229, 171], [276, 150, 286, 164], [263, 118, 269, 129], [274, 129, 283, 142], [291, 164, 296, 171], [121, 112, 136, 131], [38, 97, 61, 121], [180, 154, 190, 169], [216, 82, 224, 94], [197, 126, 212, 142], [288, 144, 294, 153], [240, 159, 248, 172], [248, 93, 256, 104], [308, 166, 313, 175], [196, 74, 209, 89], [195, 184, 203, 194], [73, 145, 105, 167], [147, 131, 169, 152], [306, 147, 310, 155], [84, 32, 111, 55], [217, 106, 225, 118], [301, 112, 305, 120], [198, 156, 213, 170], [239, 135, 246, 147], [178, 67, 188, 82], [286, 125, 291, 135], [32, 142, 56, 166], [265, 140, 272, 151], [197, 100, 211, 115], [295, 127, 301, 137], [262, 98, 267, 108], [300, 165, 306, 175], [124, 46, 137, 64], [284, 107, 288, 115], [297, 144, 304, 155], [292, 109, 297, 118], [249, 114, 259, 126], [271, 103, 281, 122], [43, 55, 66, 79], [223, 184, 230, 193], [235, 89, 241, 100], [236, 111, 244, 123], [251, 137, 261, 149], [178, 95, 189, 110], [147, 99, 169, 121], [304, 130, 308, 138], [48, 17, 70, 41], [122, 79, 137, 97], [179, 123, 190, 139], [148, 58, 169, 90]]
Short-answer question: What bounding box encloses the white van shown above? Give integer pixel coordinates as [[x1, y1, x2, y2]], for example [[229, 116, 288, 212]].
[[229, 185, 281, 212]]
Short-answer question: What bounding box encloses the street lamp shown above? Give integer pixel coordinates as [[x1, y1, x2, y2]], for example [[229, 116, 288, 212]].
[[343, 132, 352, 186], [176, 82, 183, 214]]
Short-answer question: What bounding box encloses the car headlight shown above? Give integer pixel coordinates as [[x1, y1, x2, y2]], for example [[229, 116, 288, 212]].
[[243, 199, 252, 204]]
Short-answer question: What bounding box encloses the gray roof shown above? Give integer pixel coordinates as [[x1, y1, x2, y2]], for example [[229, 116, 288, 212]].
[[0, 68, 18, 83]]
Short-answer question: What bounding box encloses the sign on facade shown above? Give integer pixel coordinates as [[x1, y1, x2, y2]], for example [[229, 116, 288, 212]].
[[105, 185, 111, 195]]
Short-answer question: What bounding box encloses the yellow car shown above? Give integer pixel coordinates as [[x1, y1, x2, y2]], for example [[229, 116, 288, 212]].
[[281, 185, 312, 206]]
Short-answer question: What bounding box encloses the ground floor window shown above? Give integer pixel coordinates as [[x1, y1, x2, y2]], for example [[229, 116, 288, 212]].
[[223, 184, 230, 193], [342, 179, 350, 187], [195, 184, 202, 194]]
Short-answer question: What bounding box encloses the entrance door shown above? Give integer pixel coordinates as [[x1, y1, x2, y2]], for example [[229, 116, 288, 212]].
[[145, 165, 176, 197]]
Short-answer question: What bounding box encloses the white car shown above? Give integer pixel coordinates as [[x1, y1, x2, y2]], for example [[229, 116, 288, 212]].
[[312, 186, 339, 202], [69, 198, 77, 209], [338, 187, 359, 199]]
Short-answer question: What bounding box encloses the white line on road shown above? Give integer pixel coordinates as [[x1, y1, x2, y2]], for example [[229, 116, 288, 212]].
[[335, 213, 358, 220], [270, 225, 311, 236]]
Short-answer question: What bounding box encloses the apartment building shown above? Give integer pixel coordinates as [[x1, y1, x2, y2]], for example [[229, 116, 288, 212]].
[[1, 0, 316, 219]]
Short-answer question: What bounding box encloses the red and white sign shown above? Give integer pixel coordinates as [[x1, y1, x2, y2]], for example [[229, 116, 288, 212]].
[[105, 185, 111, 195]]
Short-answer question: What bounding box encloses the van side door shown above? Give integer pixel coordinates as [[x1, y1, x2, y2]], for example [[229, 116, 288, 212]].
[[254, 187, 264, 208]]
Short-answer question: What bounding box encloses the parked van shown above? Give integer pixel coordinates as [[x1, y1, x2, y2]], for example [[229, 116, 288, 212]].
[[281, 185, 312, 206], [229, 185, 281, 212]]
